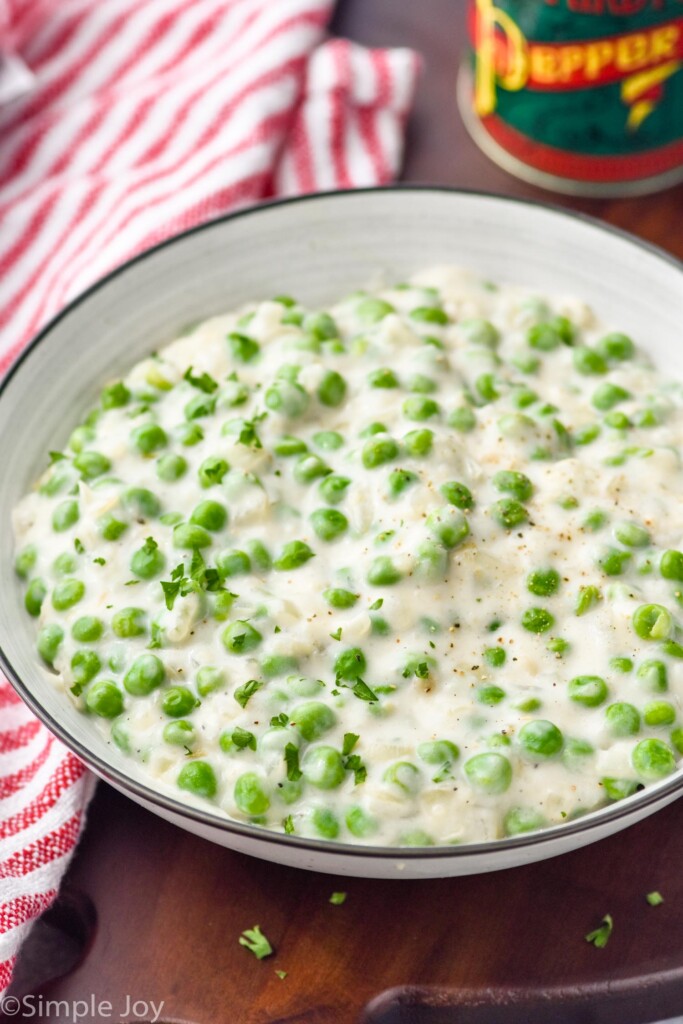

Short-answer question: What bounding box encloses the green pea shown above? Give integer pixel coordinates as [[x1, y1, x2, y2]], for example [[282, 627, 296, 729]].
[[575, 585, 601, 616], [633, 604, 672, 641], [504, 807, 546, 836], [415, 540, 448, 581], [410, 306, 448, 325], [122, 487, 161, 519], [491, 499, 528, 529], [73, 450, 111, 481], [315, 474, 350, 507], [464, 752, 512, 794], [408, 374, 437, 395], [317, 370, 347, 408], [294, 454, 330, 486], [572, 347, 607, 375], [417, 740, 460, 766], [198, 456, 229, 488], [660, 550, 683, 581], [196, 666, 225, 697], [568, 675, 608, 708], [614, 521, 650, 548], [37, 624, 64, 666], [492, 470, 533, 502], [644, 701, 676, 727], [402, 396, 439, 422], [388, 468, 419, 499], [605, 702, 641, 737], [156, 453, 188, 482], [84, 680, 123, 718], [189, 500, 227, 533], [367, 555, 402, 586], [518, 719, 563, 759], [597, 548, 632, 576], [610, 656, 633, 673], [477, 682, 507, 705], [52, 552, 76, 576], [131, 422, 167, 455], [222, 620, 262, 654], [25, 578, 47, 617], [448, 406, 477, 432], [52, 499, 79, 533], [604, 410, 631, 430], [440, 481, 474, 510], [671, 728, 683, 754], [163, 720, 196, 747], [527, 568, 560, 597], [68, 425, 95, 453], [178, 761, 218, 798], [304, 311, 338, 341], [265, 381, 309, 417], [483, 646, 506, 668], [72, 616, 104, 643], [592, 383, 631, 411], [101, 380, 130, 409], [229, 331, 260, 362], [311, 508, 348, 542], [273, 435, 307, 458], [575, 423, 601, 446], [313, 431, 344, 452], [426, 507, 469, 549], [292, 702, 336, 742], [521, 607, 554, 633], [632, 738, 676, 780], [71, 650, 101, 686], [217, 549, 251, 577], [14, 544, 37, 580], [346, 806, 377, 838], [323, 588, 358, 609], [97, 513, 128, 541], [176, 422, 204, 446], [383, 761, 422, 794], [460, 317, 500, 347], [334, 647, 366, 680], [112, 607, 147, 638], [130, 540, 166, 579], [527, 323, 561, 351], [52, 578, 85, 611], [596, 332, 635, 361], [301, 747, 345, 790], [356, 296, 395, 324], [362, 437, 399, 469], [602, 777, 641, 801], [123, 654, 165, 695], [403, 428, 434, 457], [173, 523, 212, 549], [637, 659, 668, 693], [308, 807, 338, 839], [274, 540, 315, 571], [368, 367, 399, 389], [361, 421, 389, 438], [162, 686, 197, 718]]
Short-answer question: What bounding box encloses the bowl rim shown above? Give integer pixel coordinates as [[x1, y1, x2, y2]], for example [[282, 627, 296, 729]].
[[4, 184, 683, 861]]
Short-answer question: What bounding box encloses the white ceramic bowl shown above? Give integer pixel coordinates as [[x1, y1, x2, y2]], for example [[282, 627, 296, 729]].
[[2, 188, 683, 879]]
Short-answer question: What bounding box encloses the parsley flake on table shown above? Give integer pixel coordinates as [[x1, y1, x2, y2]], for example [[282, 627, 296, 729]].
[[275, 970, 288, 980], [585, 914, 613, 948], [329, 892, 347, 905], [646, 891, 664, 906], [239, 925, 274, 960]]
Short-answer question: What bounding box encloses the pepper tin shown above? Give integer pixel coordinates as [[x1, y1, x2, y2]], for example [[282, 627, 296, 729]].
[[459, 0, 683, 196]]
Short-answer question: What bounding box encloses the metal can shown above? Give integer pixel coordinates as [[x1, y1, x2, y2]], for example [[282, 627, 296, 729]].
[[458, 0, 683, 196]]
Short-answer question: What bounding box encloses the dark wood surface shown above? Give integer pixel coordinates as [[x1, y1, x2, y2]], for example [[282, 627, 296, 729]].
[[8, 3, 683, 1022]]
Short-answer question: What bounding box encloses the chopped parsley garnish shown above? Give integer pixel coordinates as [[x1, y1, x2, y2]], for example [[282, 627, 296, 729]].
[[342, 733, 359, 756], [184, 366, 218, 393], [270, 712, 289, 728], [93, 557, 106, 566], [343, 753, 367, 784], [161, 550, 231, 610], [239, 925, 273, 960], [329, 892, 347, 905], [330, 627, 342, 641], [234, 679, 262, 709], [275, 970, 288, 980], [231, 726, 257, 751], [369, 598, 383, 610], [74, 538, 85, 554], [585, 914, 613, 948], [147, 622, 164, 650], [646, 891, 664, 906], [49, 450, 66, 463], [351, 678, 379, 702], [283, 815, 295, 834], [237, 413, 267, 449], [284, 742, 302, 781]]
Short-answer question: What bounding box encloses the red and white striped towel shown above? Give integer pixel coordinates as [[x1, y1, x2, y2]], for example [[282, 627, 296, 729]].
[[0, 0, 419, 995]]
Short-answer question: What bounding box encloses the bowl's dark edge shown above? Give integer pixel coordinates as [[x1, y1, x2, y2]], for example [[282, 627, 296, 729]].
[[3, 186, 683, 863]]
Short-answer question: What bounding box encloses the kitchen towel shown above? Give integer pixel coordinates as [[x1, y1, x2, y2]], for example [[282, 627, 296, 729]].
[[0, 0, 419, 994]]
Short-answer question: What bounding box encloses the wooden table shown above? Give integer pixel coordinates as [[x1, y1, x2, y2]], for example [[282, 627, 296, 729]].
[[7, 3, 683, 1022]]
